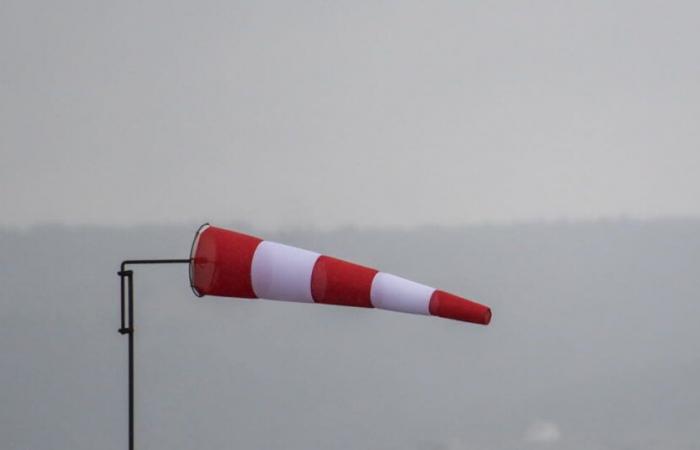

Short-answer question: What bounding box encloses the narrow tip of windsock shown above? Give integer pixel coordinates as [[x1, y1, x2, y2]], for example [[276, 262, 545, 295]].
[[429, 290, 492, 325], [482, 307, 492, 325]]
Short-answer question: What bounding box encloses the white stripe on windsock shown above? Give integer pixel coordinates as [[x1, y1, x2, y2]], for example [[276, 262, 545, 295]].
[[250, 240, 320, 303], [370, 272, 435, 315]]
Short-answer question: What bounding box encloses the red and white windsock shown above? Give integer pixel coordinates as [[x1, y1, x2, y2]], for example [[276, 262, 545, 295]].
[[189, 225, 491, 325]]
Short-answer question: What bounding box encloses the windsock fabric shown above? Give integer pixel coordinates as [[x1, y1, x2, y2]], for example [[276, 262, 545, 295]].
[[189, 225, 491, 325]]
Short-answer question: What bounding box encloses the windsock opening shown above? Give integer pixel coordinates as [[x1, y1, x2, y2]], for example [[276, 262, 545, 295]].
[[189, 223, 262, 299], [188, 223, 209, 297]]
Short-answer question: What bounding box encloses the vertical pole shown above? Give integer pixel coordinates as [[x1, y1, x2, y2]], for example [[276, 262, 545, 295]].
[[118, 268, 134, 450], [127, 271, 134, 450], [117, 259, 190, 450]]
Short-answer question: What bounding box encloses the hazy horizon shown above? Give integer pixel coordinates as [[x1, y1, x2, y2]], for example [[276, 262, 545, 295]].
[[4, 213, 700, 234]]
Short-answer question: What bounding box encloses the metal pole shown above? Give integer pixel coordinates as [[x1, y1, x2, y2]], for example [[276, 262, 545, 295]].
[[118, 259, 190, 450]]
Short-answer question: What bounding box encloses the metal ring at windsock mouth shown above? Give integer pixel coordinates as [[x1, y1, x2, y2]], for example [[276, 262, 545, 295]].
[[188, 223, 211, 298]]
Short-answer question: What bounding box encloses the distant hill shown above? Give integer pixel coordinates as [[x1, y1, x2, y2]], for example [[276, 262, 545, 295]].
[[1, 219, 698, 450]]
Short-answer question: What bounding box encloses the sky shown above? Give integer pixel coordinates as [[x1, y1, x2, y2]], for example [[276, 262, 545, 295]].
[[2, 0, 700, 229]]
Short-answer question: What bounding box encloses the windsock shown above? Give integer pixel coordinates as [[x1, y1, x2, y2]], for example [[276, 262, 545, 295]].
[[189, 224, 491, 325]]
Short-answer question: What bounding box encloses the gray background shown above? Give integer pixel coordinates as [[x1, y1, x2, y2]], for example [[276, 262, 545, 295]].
[[2, 1, 699, 449], [2, 0, 699, 228]]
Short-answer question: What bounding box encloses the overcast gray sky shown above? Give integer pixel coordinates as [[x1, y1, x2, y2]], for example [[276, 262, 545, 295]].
[[2, 0, 699, 229]]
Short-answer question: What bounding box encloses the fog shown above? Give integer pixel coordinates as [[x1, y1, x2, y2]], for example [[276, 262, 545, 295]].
[[1, 219, 698, 449], [3, 1, 700, 448]]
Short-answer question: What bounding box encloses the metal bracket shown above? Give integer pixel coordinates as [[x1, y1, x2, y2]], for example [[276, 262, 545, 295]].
[[117, 259, 190, 450]]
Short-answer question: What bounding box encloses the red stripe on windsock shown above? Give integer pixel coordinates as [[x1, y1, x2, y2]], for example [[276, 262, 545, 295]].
[[428, 290, 492, 325], [191, 226, 262, 298], [311, 256, 377, 308]]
